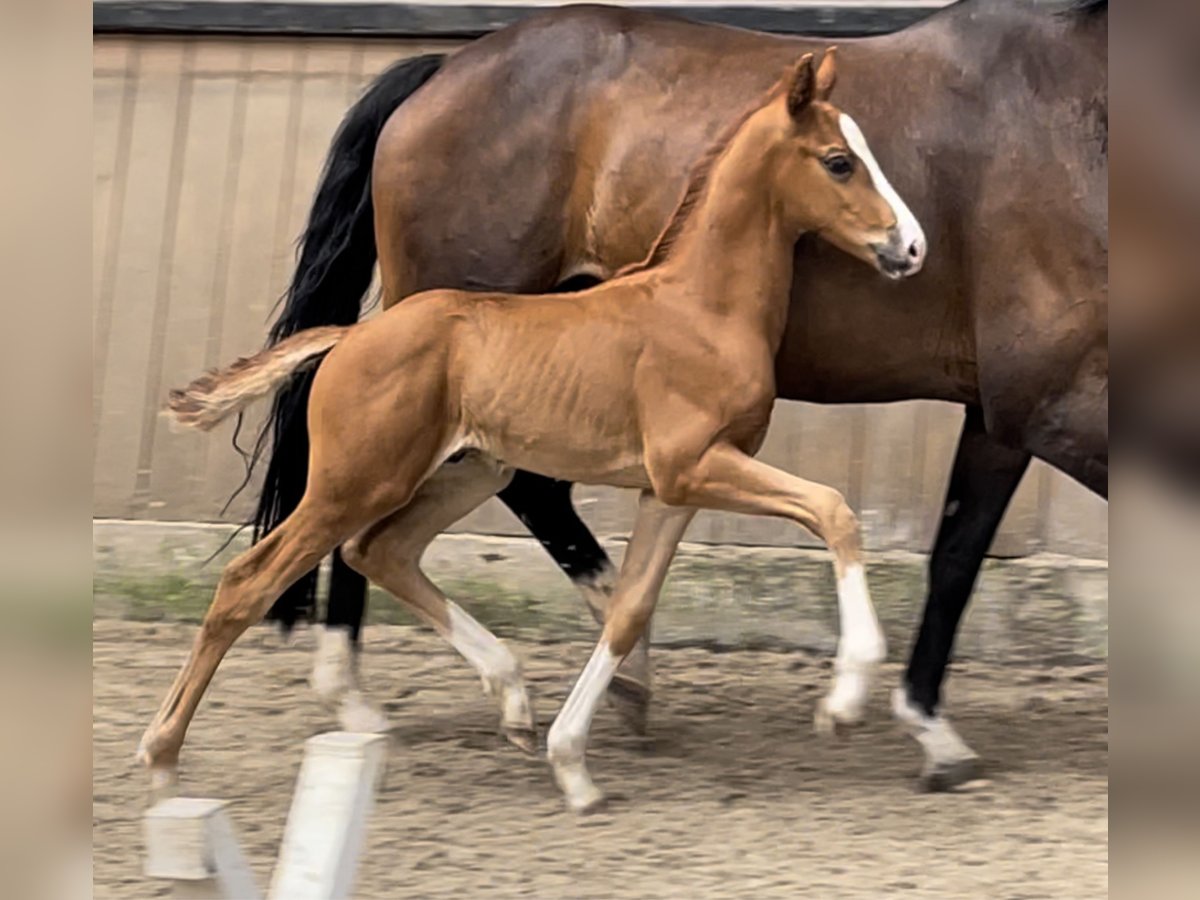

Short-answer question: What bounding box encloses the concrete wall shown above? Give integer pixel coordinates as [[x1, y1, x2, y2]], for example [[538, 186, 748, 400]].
[[92, 34, 1108, 560]]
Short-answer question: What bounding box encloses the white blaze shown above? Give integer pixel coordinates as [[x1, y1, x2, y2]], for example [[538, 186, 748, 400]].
[[839, 113, 927, 270]]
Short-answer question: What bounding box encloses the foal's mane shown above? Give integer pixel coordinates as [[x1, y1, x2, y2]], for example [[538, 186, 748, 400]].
[[615, 78, 787, 277]]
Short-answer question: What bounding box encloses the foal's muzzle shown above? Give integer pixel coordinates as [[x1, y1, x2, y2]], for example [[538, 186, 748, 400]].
[[871, 227, 926, 280]]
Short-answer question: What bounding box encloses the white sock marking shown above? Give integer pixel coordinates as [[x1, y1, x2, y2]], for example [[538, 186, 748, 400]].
[[311, 626, 389, 732], [445, 601, 519, 680], [311, 625, 355, 699], [839, 112, 926, 269], [547, 640, 621, 809], [892, 688, 979, 766], [836, 563, 886, 666], [445, 601, 530, 729], [820, 563, 886, 723]]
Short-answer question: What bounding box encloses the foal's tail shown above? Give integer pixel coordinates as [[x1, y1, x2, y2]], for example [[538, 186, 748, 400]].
[[168, 327, 349, 432]]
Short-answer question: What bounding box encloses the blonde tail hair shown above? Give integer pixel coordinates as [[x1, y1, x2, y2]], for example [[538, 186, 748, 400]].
[[166, 326, 349, 431]]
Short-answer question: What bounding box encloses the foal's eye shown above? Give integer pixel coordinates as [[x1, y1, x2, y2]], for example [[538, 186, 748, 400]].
[[822, 154, 855, 180]]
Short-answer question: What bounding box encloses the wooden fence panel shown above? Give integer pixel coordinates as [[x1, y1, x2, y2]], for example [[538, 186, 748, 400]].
[[91, 35, 1108, 559]]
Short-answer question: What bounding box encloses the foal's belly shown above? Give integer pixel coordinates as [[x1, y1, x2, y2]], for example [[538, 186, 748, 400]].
[[463, 427, 652, 491]]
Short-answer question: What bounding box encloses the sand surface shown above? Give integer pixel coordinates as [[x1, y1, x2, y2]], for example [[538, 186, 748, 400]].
[[94, 620, 1107, 899]]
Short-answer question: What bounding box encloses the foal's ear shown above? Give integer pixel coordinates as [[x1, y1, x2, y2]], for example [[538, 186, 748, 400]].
[[786, 53, 816, 120], [816, 47, 838, 101]]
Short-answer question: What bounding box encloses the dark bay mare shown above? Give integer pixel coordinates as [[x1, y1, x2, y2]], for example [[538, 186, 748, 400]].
[[250, 0, 1108, 789]]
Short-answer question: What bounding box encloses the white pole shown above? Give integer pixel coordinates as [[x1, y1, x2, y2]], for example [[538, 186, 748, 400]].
[[267, 732, 390, 900], [144, 797, 261, 900]]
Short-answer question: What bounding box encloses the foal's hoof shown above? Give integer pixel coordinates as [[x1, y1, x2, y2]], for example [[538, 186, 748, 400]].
[[607, 676, 651, 736], [919, 755, 986, 793], [549, 752, 606, 814], [558, 775, 607, 815], [502, 725, 540, 756], [570, 788, 610, 816], [814, 697, 864, 737]]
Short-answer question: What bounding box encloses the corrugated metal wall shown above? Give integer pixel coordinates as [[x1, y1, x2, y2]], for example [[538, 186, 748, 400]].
[[92, 35, 1108, 558]]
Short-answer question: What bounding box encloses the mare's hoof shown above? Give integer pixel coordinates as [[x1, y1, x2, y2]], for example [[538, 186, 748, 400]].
[[920, 756, 986, 793]]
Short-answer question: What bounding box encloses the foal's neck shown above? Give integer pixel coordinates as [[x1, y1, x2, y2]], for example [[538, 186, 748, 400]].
[[663, 115, 798, 348]]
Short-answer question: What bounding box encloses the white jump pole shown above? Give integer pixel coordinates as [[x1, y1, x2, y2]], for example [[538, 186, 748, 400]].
[[267, 732, 390, 900], [143, 797, 261, 900], [143, 731, 389, 900]]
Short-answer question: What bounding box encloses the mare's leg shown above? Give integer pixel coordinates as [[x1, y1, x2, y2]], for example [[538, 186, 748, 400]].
[[652, 444, 887, 733], [498, 471, 654, 733], [546, 493, 696, 811], [310, 550, 386, 733], [136, 499, 381, 792], [896, 406, 1030, 790], [341, 454, 540, 752]]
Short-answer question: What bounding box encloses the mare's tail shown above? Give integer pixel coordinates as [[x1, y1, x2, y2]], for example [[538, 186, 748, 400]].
[[250, 54, 445, 633], [168, 327, 349, 432]]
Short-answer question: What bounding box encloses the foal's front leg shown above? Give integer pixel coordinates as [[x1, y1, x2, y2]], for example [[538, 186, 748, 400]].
[[497, 471, 655, 734], [656, 443, 887, 733], [546, 492, 695, 812]]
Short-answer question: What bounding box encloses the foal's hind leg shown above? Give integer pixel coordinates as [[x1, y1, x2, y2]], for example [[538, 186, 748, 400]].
[[340, 454, 538, 752], [547, 493, 696, 811], [136, 502, 363, 791]]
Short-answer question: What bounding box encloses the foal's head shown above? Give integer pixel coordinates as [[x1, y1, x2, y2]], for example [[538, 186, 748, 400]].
[[763, 50, 926, 279]]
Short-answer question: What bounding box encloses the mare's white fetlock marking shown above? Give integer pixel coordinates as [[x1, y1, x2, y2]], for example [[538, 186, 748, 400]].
[[311, 626, 391, 732], [891, 688, 984, 790], [311, 625, 355, 700], [816, 563, 887, 733], [338, 692, 390, 733], [547, 640, 621, 812]]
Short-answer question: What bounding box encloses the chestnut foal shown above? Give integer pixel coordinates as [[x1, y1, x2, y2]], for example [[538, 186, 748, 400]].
[[140, 49, 925, 810]]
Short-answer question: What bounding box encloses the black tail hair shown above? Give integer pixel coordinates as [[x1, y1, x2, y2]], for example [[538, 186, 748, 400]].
[[249, 53, 445, 633], [1063, 0, 1107, 19]]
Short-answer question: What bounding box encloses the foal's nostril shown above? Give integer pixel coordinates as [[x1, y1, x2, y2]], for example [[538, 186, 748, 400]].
[[908, 242, 921, 259]]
